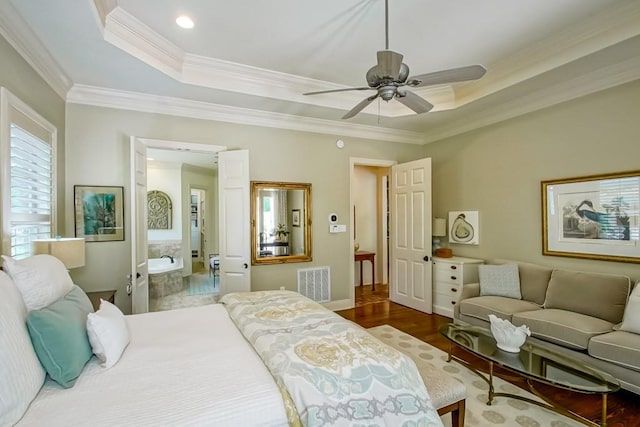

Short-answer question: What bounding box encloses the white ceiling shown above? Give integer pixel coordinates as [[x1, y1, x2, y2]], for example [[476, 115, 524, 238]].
[[2, 0, 640, 144]]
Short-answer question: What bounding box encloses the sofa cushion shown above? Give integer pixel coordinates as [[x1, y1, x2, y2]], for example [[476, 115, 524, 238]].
[[488, 259, 552, 305], [544, 269, 630, 324], [618, 282, 640, 334], [458, 296, 541, 323], [479, 264, 521, 299], [513, 309, 614, 350], [589, 331, 640, 373]]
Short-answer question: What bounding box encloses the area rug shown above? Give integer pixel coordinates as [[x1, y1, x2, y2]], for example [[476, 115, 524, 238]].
[[368, 325, 581, 427], [187, 273, 218, 296]]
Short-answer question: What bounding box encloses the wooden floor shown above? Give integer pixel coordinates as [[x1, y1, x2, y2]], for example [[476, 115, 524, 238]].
[[337, 285, 640, 427]]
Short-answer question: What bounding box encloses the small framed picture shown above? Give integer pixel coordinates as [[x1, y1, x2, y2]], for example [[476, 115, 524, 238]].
[[292, 209, 301, 227], [74, 185, 125, 242], [448, 211, 479, 245]]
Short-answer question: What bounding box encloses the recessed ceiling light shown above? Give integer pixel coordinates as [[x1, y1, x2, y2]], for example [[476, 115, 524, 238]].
[[176, 15, 194, 29]]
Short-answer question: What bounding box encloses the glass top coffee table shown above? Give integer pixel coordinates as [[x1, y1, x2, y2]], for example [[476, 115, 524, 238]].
[[440, 323, 620, 427]]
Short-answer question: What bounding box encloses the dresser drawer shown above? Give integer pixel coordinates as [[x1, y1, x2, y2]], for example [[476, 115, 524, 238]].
[[433, 279, 461, 295], [433, 291, 458, 309], [433, 264, 463, 285]]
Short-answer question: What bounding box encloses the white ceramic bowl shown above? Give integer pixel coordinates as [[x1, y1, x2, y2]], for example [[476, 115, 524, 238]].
[[488, 314, 530, 353]]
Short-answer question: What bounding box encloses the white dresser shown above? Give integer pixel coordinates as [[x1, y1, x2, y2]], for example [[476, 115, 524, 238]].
[[432, 256, 483, 318]]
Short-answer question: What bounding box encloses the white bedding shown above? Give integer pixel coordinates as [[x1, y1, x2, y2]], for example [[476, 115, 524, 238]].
[[16, 304, 288, 427]]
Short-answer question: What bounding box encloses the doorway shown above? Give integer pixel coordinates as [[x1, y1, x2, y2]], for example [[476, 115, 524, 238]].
[[350, 158, 395, 308], [190, 188, 206, 261], [138, 140, 223, 312]]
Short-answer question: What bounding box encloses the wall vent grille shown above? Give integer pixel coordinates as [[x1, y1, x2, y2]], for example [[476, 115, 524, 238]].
[[297, 266, 330, 303]]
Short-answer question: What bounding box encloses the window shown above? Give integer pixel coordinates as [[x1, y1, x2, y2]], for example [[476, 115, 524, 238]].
[[1, 88, 57, 259]]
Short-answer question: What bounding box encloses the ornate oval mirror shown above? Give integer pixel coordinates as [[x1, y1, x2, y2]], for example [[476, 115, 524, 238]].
[[251, 181, 312, 265]]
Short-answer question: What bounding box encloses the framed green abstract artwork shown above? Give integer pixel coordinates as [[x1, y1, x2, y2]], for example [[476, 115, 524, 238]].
[[74, 185, 124, 242]]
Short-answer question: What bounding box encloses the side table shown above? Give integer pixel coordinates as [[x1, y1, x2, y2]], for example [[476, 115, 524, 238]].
[[355, 251, 376, 291], [86, 290, 116, 311]]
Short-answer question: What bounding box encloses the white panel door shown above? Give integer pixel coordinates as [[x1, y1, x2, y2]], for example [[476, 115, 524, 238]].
[[389, 158, 432, 313], [218, 149, 250, 295], [130, 137, 149, 314]]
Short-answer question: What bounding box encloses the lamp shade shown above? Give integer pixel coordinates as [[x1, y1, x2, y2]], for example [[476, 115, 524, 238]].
[[433, 218, 447, 237], [32, 238, 85, 269]]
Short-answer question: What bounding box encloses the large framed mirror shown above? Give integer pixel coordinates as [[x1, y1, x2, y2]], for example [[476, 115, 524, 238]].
[[251, 181, 312, 265]]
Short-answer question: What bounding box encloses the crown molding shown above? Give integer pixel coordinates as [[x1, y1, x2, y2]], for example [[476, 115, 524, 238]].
[[92, 0, 640, 120], [457, 2, 640, 104], [424, 54, 640, 144], [92, 0, 457, 117], [66, 84, 426, 145], [92, 0, 118, 27], [103, 5, 183, 78], [0, 1, 71, 99]]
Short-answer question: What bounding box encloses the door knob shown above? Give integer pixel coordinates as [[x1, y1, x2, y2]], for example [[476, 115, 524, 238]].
[[243, 263, 248, 269], [423, 255, 430, 262]]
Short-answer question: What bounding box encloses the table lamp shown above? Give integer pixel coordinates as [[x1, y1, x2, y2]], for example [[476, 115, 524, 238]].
[[433, 218, 452, 257], [32, 237, 86, 269]]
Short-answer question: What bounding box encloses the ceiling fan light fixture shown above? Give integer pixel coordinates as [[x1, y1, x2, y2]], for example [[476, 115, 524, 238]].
[[302, 0, 486, 119], [379, 86, 396, 101], [176, 15, 194, 29]]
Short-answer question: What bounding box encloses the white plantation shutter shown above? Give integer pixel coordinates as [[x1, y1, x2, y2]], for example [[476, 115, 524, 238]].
[[1, 88, 57, 259], [597, 177, 640, 241]]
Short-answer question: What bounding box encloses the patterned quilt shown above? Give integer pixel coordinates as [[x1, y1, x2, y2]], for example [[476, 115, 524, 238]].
[[221, 290, 443, 427]]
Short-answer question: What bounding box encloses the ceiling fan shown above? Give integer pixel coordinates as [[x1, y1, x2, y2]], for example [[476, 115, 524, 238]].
[[304, 0, 487, 119]]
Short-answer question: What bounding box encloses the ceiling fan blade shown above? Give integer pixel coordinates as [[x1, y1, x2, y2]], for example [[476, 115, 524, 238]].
[[304, 86, 372, 96], [342, 94, 379, 119], [395, 90, 434, 114], [407, 65, 487, 87], [377, 50, 404, 79]]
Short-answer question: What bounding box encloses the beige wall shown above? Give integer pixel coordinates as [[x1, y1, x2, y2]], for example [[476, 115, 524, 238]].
[[0, 34, 66, 234], [424, 79, 640, 281], [64, 103, 424, 313]]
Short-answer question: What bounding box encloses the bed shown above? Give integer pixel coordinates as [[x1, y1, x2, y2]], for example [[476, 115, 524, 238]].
[[1, 255, 443, 427]]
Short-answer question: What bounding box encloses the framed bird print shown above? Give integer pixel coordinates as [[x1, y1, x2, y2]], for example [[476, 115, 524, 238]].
[[542, 170, 640, 263]]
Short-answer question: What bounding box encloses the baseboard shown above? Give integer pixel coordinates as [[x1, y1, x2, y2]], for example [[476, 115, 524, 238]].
[[322, 298, 353, 311]]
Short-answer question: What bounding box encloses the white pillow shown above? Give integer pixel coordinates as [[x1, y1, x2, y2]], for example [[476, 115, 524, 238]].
[[86, 299, 130, 369], [479, 263, 522, 299], [0, 270, 46, 426], [619, 282, 640, 334], [2, 254, 74, 311]]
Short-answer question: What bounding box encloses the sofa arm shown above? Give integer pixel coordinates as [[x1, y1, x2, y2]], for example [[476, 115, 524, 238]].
[[454, 282, 480, 320]]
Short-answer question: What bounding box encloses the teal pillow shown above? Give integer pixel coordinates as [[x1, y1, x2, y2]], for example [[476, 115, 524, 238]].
[[26, 286, 94, 388]]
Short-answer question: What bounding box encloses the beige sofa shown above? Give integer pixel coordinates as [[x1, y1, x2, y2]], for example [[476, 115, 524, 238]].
[[454, 259, 640, 394]]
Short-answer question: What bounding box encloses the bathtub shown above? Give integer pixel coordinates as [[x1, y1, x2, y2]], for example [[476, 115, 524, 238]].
[[148, 257, 185, 299], [148, 257, 183, 275]]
